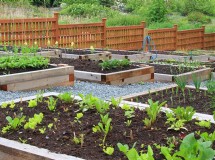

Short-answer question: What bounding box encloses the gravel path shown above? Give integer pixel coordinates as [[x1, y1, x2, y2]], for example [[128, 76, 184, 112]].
[[0, 81, 172, 102]]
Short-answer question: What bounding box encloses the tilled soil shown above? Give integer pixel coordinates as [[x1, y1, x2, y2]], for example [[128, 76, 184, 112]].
[[148, 64, 200, 74], [129, 87, 214, 115], [0, 96, 214, 160], [60, 49, 95, 55], [50, 58, 139, 73]]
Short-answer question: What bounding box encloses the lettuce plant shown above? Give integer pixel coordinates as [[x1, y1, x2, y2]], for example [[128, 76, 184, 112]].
[[45, 97, 58, 111], [24, 113, 44, 130]]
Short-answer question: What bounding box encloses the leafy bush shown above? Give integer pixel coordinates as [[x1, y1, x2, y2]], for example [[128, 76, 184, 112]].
[[60, 3, 113, 17], [146, 0, 167, 23], [188, 12, 211, 24]]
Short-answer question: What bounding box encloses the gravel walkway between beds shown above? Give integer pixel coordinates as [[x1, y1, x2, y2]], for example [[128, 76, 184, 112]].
[[0, 81, 173, 103]]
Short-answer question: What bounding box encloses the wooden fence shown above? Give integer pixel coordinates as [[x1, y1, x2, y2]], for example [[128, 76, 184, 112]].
[[0, 12, 215, 51]]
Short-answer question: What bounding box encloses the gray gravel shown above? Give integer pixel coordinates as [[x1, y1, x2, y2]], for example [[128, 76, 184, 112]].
[[0, 81, 173, 103]]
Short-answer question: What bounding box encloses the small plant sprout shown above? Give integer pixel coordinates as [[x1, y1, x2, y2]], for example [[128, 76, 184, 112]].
[[90, 45, 95, 54], [24, 113, 44, 130], [72, 132, 85, 147], [103, 146, 114, 155], [143, 99, 166, 129], [36, 90, 44, 103], [1, 102, 8, 109], [74, 113, 84, 123], [174, 76, 187, 92], [58, 92, 74, 103], [110, 97, 121, 108], [192, 73, 202, 92], [19, 138, 27, 144], [2, 115, 26, 134], [195, 120, 211, 129], [28, 99, 37, 108], [92, 113, 112, 146], [39, 127, 46, 134], [9, 101, 15, 109], [45, 97, 58, 111], [48, 123, 53, 129], [125, 119, 132, 127], [172, 106, 195, 122]]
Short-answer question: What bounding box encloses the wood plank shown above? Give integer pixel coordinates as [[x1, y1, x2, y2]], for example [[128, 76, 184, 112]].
[[104, 66, 154, 82], [0, 66, 74, 85], [75, 70, 102, 81], [154, 73, 173, 82], [6, 75, 73, 91]]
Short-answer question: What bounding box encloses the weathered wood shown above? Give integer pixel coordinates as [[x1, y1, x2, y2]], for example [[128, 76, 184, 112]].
[[154, 68, 212, 82], [111, 52, 151, 61], [61, 51, 111, 60], [0, 66, 74, 91], [74, 66, 154, 85]]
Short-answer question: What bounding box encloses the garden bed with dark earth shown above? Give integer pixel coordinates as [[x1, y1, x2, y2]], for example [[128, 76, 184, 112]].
[[50, 58, 138, 73], [150, 50, 202, 56], [108, 50, 144, 55], [128, 88, 214, 115], [60, 49, 96, 55], [147, 64, 201, 74], [0, 96, 214, 160], [0, 45, 47, 53], [0, 66, 55, 75]]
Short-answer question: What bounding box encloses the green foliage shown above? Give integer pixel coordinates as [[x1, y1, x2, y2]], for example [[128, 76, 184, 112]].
[[74, 113, 83, 123], [161, 133, 215, 160], [195, 120, 211, 129], [103, 146, 114, 155], [174, 76, 187, 92], [58, 92, 74, 103], [2, 115, 26, 133], [45, 97, 58, 111], [192, 74, 202, 91], [0, 55, 49, 70], [143, 99, 166, 129], [117, 143, 155, 160], [198, 131, 215, 142], [188, 12, 211, 24], [24, 113, 43, 130], [206, 80, 215, 93], [99, 59, 131, 70], [28, 99, 37, 108], [172, 106, 196, 122], [110, 97, 121, 108], [146, 0, 167, 23]]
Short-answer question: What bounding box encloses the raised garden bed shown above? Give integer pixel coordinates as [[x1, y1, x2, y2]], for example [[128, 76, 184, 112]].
[[150, 51, 210, 62], [143, 63, 212, 82], [0, 93, 214, 160], [121, 84, 215, 115], [0, 56, 74, 91], [50, 58, 154, 85], [61, 48, 111, 61]]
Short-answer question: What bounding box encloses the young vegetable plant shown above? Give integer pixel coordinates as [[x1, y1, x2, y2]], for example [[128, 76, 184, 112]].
[[161, 133, 215, 160], [195, 120, 211, 129], [117, 143, 155, 160], [197, 131, 215, 142], [143, 99, 166, 129], [103, 146, 114, 155], [192, 73, 202, 92], [165, 112, 187, 131], [45, 97, 58, 111], [35, 91, 44, 103], [2, 115, 26, 134], [172, 106, 195, 122], [72, 132, 85, 148], [24, 113, 44, 130], [58, 92, 74, 103], [99, 59, 131, 70], [1, 102, 8, 109], [74, 113, 84, 123], [28, 99, 37, 108], [92, 113, 112, 146], [110, 97, 121, 108]]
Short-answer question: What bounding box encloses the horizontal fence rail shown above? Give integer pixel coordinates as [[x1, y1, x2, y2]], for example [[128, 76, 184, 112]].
[[0, 12, 215, 51]]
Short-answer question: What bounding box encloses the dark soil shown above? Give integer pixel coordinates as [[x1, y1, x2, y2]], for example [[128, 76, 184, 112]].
[[0, 66, 54, 76], [50, 58, 139, 73], [148, 64, 200, 74], [60, 49, 95, 55], [108, 50, 144, 55], [0, 96, 214, 160], [150, 50, 190, 56], [129, 87, 215, 115]]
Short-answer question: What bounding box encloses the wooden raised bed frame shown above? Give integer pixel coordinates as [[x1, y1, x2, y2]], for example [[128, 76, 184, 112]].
[[0, 66, 74, 91], [154, 67, 212, 82], [75, 65, 154, 85], [0, 92, 214, 160], [111, 52, 151, 61], [61, 50, 111, 61], [0, 50, 61, 58]]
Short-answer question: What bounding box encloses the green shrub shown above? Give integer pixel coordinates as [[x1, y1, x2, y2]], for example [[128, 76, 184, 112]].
[[106, 14, 143, 26], [188, 12, 212, 24], [60, 4, 110, 17], [146, 0, 167, 23]]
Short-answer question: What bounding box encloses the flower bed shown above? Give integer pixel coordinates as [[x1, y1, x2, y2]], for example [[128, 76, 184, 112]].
[[50, 58, 154, 85], [0, 93, 214, 160], [61, 48, 111, 61]]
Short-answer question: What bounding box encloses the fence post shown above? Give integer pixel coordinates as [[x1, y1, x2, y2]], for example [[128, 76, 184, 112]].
[[102, 18, 107, 49], [201, 26, 205, 49], [54, 12, 60, 47], [174, 24, 178, 51]]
